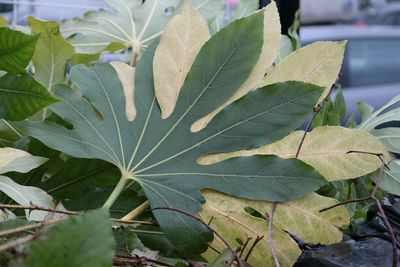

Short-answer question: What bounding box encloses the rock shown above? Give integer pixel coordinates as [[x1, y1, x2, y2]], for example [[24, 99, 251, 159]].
[[294, 237, 400, 267]]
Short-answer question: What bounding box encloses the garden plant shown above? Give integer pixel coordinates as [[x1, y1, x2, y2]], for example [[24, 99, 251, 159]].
[[0, 0, 399, 266]]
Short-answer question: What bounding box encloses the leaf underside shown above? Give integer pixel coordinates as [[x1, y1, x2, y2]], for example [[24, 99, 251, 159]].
[[17, 12, 325, 253]]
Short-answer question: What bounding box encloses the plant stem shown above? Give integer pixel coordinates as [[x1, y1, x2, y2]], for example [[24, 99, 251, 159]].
[[1, 119, 23, 138], [0, 218, 62, 238], [0, 235, 35, 252], [268, 203, 280, 267], [121, 201, 149, 221], [103, 176, 129, 209]]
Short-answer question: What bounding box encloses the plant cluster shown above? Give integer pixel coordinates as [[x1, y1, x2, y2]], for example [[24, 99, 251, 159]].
[[0, 1, 399, 266]]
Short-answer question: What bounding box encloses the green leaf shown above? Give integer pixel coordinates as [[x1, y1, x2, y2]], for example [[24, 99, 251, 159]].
[[312, 89, 346, 127], [26, 209, 115, 267], [0, 73, 59, 120], [0, 27, 38, 73], [382, 160, 400, 196], [17, 12, 325, 253], [192, 3, 281, 131], [42, 158, 119, 201], [0, 120, 22, 147], [28, 17, 74, 91], [371, 128, 400, 154], [187, 0, 224, 21], [200, 190, 349, 267], [209, 0, 259, 33], [358, 95, 400, 131], [357, 101, 375, 123], [61, 0, 222, 54], [0, 176, 53, 221], [200, 126, 390, 181], [0, 147, 53, 221], [70, 53, 100, 67], [275, 35, 294, 64], [0, 16, 7, 27], [0, 147, 47, 175]]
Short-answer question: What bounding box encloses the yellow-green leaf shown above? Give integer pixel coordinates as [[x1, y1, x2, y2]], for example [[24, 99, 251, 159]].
[[28, 17, 74, 91], [200, 126, 390, 181], [0, 16, 7, 27], [191, 2, 281, 131], [0, 147, 29, 169], [110, 61, 136, 121], [0, 147, 47, 174], [200, 190, 349, 267], [153, 3, 210, 119], [259, 41, 346, 103]]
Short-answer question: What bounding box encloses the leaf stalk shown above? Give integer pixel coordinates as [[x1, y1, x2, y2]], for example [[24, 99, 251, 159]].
[[103, 174, 130, 209]]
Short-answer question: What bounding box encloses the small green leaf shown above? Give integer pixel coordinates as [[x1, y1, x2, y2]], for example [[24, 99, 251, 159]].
[[70, 53, 100, 67], [0, 147, 53, 221], [371, 128, 400, 154], [0, 73, 59, 120], [382, 160, 400, 195], [0, 176, 53, 221], [26, 209, 115, 267], [28, 17, 74, 91], [0, 16, 7, 27], [0, 147, 47, 174], [0, 28, 38, 73], [358, 94, 400, 131]]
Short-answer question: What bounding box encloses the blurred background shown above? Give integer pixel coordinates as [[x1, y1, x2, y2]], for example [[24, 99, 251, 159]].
[[0, 0, 399, 117]]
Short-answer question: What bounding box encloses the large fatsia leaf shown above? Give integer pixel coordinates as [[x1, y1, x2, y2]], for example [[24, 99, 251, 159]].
[[200, 126, 390, 181], [0, 148, 53, 221], [0, 27, 38, 73], [26, 209, 115, 267], [259, 41, 346, 103], [17, 12, 325, 253], [0, 73, 59, 120], [61, 0, 223, 54], [28, 17, 74, 91], [200, 190, 349, 267]]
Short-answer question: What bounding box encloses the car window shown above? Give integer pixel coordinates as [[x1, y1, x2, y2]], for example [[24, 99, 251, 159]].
[[346, 38, 400, 87], [381, 13, 398, 25]]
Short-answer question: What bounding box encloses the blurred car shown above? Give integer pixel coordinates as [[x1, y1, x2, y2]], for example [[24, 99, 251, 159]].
[[301, 0, 360, 24], [353, 3, 400, 26], [301, 25, 400, 116]]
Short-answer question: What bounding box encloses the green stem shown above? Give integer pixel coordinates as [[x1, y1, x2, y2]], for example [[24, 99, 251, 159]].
[[1, 119, 23, 138], [103, 176, 129, 209]]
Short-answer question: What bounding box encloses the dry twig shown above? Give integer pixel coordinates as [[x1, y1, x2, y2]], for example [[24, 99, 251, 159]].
[[244, 235, 263, 262], [0, 203, 155, 225], [296, 83, 337, 158], [268, 203, 280, 267]]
